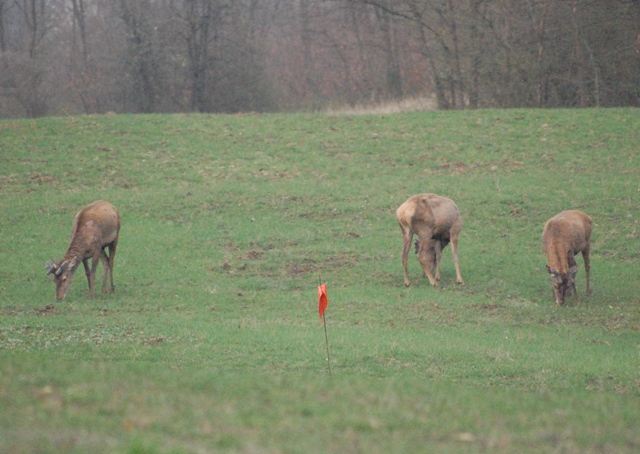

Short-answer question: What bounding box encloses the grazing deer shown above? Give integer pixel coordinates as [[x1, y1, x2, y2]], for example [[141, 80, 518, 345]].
[[542, 210, 592, 305], [396, 194, 464, 287], [46, 200, 120, 301]]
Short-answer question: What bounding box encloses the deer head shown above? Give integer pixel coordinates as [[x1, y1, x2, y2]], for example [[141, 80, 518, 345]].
[[415, 239, 438, 275], [547, 265, 578, 305], [45, 259, 75, 301]]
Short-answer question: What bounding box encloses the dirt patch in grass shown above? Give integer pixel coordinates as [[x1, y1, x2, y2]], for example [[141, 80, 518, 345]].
[[35, 305, 58, 316], [285, 253, 362, 278], [287, 260, 316, 276], [471, 303, 505, 311], [241, 250, 264, 260]]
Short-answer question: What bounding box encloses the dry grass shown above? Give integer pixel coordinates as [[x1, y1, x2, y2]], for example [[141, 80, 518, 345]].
[[324, 95, 438, 115]]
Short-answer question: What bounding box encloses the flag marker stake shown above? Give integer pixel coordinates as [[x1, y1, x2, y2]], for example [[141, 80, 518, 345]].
[[318, 273, 331, 377]]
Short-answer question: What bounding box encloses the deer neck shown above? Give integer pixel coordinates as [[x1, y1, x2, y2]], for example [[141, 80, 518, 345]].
[[548, 242, 570, 275]]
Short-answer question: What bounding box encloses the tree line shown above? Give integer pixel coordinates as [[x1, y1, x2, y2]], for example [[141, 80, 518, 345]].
[[0, 0, 638, 118]]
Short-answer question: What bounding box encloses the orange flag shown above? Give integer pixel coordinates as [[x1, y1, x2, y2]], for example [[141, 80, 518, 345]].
[[318, 283, 328, 318]]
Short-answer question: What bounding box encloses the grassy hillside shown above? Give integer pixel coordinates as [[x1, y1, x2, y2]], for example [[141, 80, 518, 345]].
[[1, 108, 639, 453]]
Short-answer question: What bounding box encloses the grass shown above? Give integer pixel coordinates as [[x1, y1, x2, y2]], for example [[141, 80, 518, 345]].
[[0, 108, 639, 453]]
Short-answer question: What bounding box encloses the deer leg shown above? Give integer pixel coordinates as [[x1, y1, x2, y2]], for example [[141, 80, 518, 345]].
[[82, 259, 91, 289], [568, 254, 579, 303], [107, 238, 117, 292], [417, 239, 439, 287], [450, 232, 464, 285], [583, 248, 591, 296], [100, 250, 110, 293], [433, 240, 442, 281], [88, 253, 101, 298], [401, 227, 413, 287]]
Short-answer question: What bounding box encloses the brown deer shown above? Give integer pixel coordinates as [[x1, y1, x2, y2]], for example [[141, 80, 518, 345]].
[[396, 194, 464, 287], [542, 210, 592, 305], [46, 200, 120, 301]]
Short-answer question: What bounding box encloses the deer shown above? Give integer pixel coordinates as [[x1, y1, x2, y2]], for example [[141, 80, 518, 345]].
[[396, 193, 464, 287], [45, 200, 120, 302], [542, 210, 592, 305]]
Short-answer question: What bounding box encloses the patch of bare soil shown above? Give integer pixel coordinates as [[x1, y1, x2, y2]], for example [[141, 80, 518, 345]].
[[286, 254, 359, 277], [287, 260, 316, 276], [241, 250, 264, 260], [35, 305, 58, 316], [142, 337, 166, 346], [29, 172, 58, 185], [471, 304, 504, 310]]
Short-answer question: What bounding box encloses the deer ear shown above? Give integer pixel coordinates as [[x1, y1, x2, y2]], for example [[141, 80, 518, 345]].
[[547, 265, 559, 275], [568, 265, 578, 280]]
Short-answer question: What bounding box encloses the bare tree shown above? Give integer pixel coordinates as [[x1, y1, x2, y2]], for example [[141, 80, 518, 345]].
[[69, 0, 87, 62], [119, 0, 159, 113], [0, 0, 8, 53], [174, 0, 221, 112], [4, 0, 59, 117]]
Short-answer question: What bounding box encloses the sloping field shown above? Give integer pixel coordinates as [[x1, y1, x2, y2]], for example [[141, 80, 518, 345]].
[[1, 109, 638, 453]]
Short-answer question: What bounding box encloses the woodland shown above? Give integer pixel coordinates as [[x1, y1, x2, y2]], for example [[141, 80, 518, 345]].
[[1, 0, 638, 118]]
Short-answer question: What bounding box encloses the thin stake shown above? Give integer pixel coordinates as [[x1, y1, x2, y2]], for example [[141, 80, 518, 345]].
[[322, 311, 331, 377], [319, 273, 331, 377]]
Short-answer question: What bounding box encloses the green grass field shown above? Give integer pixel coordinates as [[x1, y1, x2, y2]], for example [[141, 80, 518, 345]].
[[1, 108, 639, 453]]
